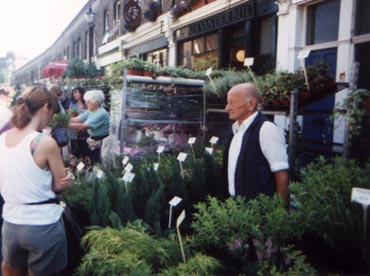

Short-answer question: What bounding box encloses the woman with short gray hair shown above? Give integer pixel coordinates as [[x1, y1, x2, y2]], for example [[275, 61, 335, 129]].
[[68, 89, 110, 163]]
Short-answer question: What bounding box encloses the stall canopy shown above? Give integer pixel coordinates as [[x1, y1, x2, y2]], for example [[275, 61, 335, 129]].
[[42, 61, 69, 79]]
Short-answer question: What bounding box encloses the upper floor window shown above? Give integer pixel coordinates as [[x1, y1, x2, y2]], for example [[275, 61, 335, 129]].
[[104, 10, 110, 33], [355, 0, 370, 35], [114, 0, 121, 22], [307, 0, 340, 45]]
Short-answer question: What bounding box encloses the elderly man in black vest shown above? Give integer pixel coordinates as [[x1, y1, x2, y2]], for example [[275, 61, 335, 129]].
[[222, 82, 289, 202]]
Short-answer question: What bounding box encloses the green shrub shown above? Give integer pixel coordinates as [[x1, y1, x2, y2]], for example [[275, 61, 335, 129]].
[[290, 157, 370, 256], [77, 223, 186, 276]]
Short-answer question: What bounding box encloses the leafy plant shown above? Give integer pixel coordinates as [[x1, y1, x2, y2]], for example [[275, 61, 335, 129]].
[[63, 58, 104, 79], [202, 69, 254, 98], [333, 89, 370, 137], [48, 112, 71, 128], [144, 1, 161, 22], [76, 223, 191, 276], [290, 157, 370, 257]]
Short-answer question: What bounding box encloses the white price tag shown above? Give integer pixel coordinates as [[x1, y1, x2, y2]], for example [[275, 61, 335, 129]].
[[244, 58, 254, 66], [188, 137, 196, 144], [153, 163, 159, 171], [125, 163, 133, 172], [169, 196, 182, 207], [210, 136, 219, 145], [177, 152, 187, 162], [205, 147, 213, 154], [157, 146, 165, 153], [96, 169, 104, 179], [77, 162, 85, 172], [176, 210, 185, 228], [298, 49, 311, 60], [205, 67, 212, 76], [122, 171, 135, 183], [351, 187, 370, 205], [122, 156, 129, 165]]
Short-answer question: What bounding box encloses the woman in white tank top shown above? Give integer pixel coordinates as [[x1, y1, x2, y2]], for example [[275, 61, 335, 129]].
[[0, 86, 72, 276]]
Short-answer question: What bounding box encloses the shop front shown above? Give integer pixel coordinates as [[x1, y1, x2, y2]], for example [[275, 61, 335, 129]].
[[175, 0, 278, 74]]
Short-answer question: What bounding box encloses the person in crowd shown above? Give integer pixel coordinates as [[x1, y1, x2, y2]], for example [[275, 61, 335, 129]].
[[223, 82, 289, 202], [50, 85, 65, 114], [68, 87, 89, 159], [68, 89, 110, 163], [0, 86, 72, 276], [0, 86, 15, 130]]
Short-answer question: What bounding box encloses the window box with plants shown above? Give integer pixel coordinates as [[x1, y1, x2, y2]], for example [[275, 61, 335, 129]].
[[143, 1, 161, 22]]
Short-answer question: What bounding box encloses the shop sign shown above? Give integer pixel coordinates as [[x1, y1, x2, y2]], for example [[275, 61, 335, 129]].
[[176, 2, 253, 40], [124, 0, 142, 29]]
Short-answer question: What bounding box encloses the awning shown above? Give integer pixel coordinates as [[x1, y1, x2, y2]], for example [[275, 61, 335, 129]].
[[42, 61, 69, 79]]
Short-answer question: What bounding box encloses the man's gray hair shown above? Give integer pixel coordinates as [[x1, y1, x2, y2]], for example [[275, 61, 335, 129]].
[[84, 89, 105, 105]]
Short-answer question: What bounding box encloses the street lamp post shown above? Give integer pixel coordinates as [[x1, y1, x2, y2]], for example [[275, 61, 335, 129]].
[[85, 6, 96, 64]]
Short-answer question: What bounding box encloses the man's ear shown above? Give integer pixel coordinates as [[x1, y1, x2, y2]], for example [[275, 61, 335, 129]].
[[249, 98, 258, 110]]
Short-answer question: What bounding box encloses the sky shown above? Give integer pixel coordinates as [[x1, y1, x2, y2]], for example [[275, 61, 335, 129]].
[[0, 0, 89, 60]]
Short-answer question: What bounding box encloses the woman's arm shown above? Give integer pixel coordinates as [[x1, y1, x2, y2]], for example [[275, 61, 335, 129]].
[[34, 135, 71, 193]]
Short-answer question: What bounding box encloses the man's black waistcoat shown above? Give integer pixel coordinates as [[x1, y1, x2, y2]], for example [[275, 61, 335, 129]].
[[222, 112, 276, 201]]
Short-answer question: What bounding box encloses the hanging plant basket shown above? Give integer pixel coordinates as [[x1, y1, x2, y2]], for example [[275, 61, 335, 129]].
[[144, 1, 161, 22]]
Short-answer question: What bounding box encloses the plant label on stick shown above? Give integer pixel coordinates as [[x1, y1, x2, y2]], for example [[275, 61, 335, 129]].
[[168, 196, 183, 228], [205, 147, 213, 155], [170, 196, 182, 207], [122, 171, 135, 184], [176, 210, 186, 263], [122, 156, 129, 166], [125, 163, 133, 172], [153, 163, 159, 171], [205, 67, 212, 77], [188, 137, 196, 144], [157, 145, 165, 153], [176, 209, 185, 228], [210, 136, 219, 145], [205, 67, 219, 97], [352, 187, 370, 205], [297, 49, 311, 60], [77, 162, 85, 172], [244, 58, 254, 66], [177, 152, 187, 162], [96, 169, 104, 179]]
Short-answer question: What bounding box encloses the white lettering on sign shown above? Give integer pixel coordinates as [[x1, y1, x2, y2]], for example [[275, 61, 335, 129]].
[[351, 187, 370, 205]]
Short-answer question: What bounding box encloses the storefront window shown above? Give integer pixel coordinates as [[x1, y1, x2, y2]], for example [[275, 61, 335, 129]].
[[193, 38, 205, 54], [307, 0, 340, 45], [206, 34, 218, 51], [260, 17, 272, 55], [146, 48, 168, 67], [178, 33, 218, 71], [355, 0, 370, 35]]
